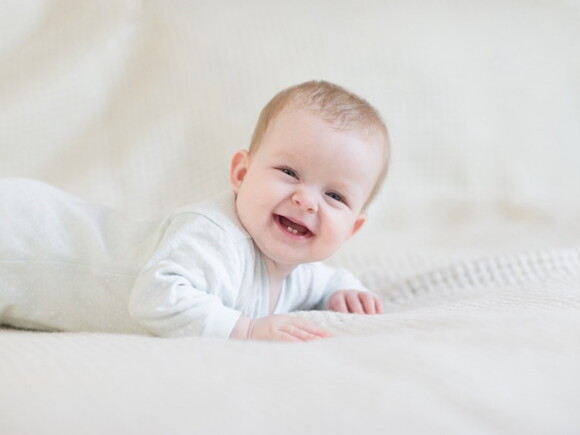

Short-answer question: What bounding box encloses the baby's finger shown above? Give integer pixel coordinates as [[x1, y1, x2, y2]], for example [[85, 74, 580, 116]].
[[345, 292, 365, 314], [277, 332, 304, 342], [329, 295, 348, 313], [374, 297, 384, 314], [292, 318, 331, 338], [282, 326, 325, 341], [359, 292, 377, 314]]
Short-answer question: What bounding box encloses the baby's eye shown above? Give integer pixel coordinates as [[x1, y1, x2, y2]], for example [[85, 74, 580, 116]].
[[326, 191, 344, 203], [279, 167, 298, 179]]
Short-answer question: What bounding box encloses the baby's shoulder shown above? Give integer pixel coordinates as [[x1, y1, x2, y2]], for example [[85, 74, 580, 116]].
[[167, 191, 250, 243]]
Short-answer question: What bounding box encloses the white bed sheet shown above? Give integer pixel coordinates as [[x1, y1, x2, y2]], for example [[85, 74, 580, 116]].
[[2, 245, 579, 435]]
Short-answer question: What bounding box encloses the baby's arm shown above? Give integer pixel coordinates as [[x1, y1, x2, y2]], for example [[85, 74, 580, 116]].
[[326, 290, 383, 314], [230, 314, 331, 341], [130, 213, 246, 338], [132, 213, 333, 341]]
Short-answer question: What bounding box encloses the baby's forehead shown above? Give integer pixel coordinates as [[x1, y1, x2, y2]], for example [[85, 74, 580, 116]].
[[274, 110, 385, 165], [255, 107, 388, 164], [277, 106, 384, 141]]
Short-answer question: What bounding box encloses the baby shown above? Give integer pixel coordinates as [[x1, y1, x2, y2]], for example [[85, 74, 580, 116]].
[[0, 80, 390, 342]]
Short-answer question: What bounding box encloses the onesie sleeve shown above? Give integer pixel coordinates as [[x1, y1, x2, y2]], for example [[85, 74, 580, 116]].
[[129, 212, 243, 339]]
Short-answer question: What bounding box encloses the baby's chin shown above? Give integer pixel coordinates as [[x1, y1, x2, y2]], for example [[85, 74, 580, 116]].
[[258, 243, 337, 268]]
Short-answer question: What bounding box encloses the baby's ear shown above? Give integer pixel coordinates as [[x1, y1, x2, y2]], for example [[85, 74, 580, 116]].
[[230, 150, 249, 193], [347, 213, 367, 240]]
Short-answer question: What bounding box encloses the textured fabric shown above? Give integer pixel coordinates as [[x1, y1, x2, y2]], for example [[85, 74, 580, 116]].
[[0, 179, 366, 338], [1, 246, 579, 435]]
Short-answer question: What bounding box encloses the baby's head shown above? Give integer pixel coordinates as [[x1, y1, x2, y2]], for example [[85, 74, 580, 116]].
[[230, 80, 390, 269], [248, 80, 390, 208]]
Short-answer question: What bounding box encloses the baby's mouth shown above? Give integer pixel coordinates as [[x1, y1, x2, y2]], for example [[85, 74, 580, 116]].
[[275, 215, 313, 237]]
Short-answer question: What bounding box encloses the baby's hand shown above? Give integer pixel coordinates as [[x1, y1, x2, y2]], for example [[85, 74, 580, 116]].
[[248, 314, 331, 342], [327, 290, 384, 315]]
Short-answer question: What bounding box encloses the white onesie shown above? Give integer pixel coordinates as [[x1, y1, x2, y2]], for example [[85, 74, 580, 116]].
[[0, 178, 367, 338]]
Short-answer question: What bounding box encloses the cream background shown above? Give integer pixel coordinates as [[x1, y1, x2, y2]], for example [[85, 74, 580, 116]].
[[2, 1, 578, 240]]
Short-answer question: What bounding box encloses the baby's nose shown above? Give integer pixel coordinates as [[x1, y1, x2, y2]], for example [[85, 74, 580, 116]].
[[292, 189, 318, 213]]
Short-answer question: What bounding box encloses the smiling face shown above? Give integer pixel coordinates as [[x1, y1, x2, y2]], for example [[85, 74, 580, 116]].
[[230, 108, 383, 273]]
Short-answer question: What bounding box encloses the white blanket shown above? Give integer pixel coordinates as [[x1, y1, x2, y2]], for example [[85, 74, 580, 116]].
[[2, 247, 579, 434]]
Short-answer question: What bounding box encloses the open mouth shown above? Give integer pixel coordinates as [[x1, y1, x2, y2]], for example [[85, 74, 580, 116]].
[[275, 215, 313, 238]]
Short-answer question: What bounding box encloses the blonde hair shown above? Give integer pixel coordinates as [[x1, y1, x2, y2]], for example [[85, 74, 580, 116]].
[[249, 80, 390, 208]]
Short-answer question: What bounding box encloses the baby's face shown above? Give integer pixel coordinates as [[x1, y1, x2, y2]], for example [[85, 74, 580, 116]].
[[231, 108, 383, 270]]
